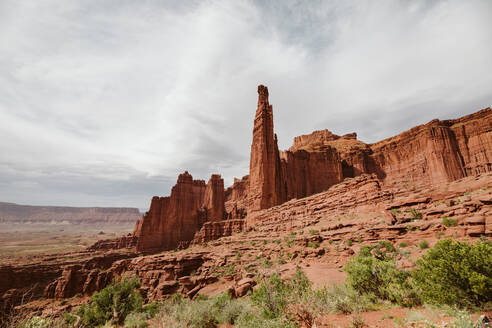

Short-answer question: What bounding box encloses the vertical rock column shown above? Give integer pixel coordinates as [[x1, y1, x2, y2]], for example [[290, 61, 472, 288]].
[[248, 85, 284, 211]]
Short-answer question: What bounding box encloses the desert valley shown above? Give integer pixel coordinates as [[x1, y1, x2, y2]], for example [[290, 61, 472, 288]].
[[1, 85, 491, 327]]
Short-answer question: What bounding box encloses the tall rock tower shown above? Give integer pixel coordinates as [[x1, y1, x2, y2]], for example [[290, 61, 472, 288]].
[[248, 85, 284, 211]]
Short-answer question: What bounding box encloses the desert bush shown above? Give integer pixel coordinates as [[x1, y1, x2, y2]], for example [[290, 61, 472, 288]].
[[410, 208, 422, 220], [418, 240, 429, 249], [217, 298, 251, 325], [234, 312, 297, 328], [442, 216, 458, 227], [124, 312, 149, 328], [157, 292, 252, 328], [413, 239, 492, 308], [307, 241, 320, 248], [346, 242, 420, 307], [251, 273, 292, 319], [324, 284, 359, 314], [349, 311, 367, 328], [18, 316, 53, 328], [390, 208, 401, 218], [141, 301, 161, 317], [358, 240, 397, 261], [77, 275, 143, 327]]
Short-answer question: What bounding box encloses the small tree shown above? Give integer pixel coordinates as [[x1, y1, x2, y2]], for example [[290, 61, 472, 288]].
[[413, 239, 492, 308], [78, 275, 143, 326], [346, 241, 419, 307]]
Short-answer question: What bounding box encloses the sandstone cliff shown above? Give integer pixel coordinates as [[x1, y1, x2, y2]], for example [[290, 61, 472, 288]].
[[246, 85, 490, 213], [134, 172, 227, 253]]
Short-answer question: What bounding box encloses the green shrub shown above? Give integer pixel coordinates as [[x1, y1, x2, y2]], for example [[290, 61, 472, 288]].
[[325, 284, 358, 314], [77, 275, 143, 327], [346, 240, 353, 246], [409, 208, 422, 220], [217, 299, 251, 325], [309, 230, 320, 236], [406, 225, 418, 231], [358, 240, 397, 261], [418, 240, 429, 249], [251, 273, 292, 319], [141, 301, 161, 317], [345, 242, 420, 307], [234, 313, 297, 328], [442, 216, 458, 227], [307, 241, 320, 248], [390, 208, 401, 218], [157, 293, 258, 328], [345, 254, 418, 306], [124, 312, 149, 328], [161, 296, 219, 328], [19, 316, 52, 328], [413, 239, 492, 308], [398, 242, 407, 248], [291, 267, 312, 300]]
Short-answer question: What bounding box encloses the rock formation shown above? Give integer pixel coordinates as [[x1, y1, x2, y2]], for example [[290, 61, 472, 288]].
[[248, 85, 284, 211], [91, 85, 491, 254], [247, 86, 344, 213], [246, 87, 490, 213], [134, 172, 227, 253], [192, 219, 244, 244]]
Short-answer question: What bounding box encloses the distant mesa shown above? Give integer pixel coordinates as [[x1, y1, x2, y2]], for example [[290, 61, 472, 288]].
[[0, 202, 141, 225]]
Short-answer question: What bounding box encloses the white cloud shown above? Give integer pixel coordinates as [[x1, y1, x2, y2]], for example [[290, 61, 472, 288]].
[[0, 0, 491, 207]]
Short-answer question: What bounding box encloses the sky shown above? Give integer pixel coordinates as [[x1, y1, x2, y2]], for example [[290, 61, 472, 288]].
[[1, 0, 491, 209]]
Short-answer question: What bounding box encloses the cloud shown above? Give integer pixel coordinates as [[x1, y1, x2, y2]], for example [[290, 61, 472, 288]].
[[0, 0, 491, 207]]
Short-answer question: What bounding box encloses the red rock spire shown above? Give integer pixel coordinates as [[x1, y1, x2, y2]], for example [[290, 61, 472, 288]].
[[248, 85, 283, 211]]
